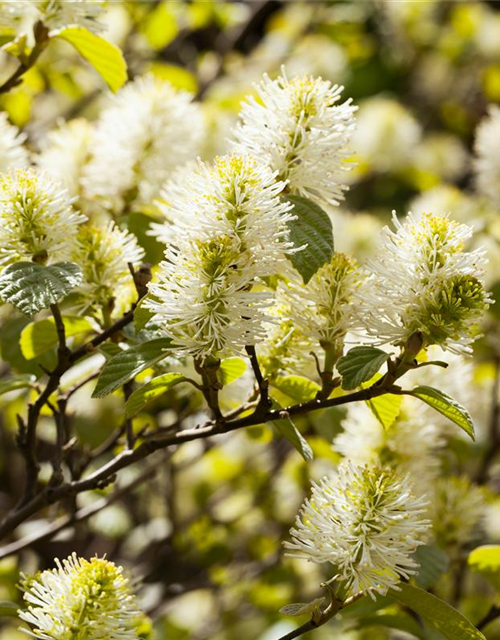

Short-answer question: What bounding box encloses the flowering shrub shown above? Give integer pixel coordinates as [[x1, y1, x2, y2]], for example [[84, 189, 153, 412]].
[[0, 2, 499, 640]]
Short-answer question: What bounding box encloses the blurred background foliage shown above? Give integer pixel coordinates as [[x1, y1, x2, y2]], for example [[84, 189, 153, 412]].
[[1, 1, 500, 639]]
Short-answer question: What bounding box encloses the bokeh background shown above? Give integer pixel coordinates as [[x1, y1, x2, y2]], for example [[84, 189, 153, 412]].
[[1, 1, 500, 639]]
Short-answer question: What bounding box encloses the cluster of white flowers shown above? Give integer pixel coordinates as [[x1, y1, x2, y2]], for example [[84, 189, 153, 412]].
[[146, 155, 294, 358], [72, 221, 144, 319], [0, 169, 85, 266], [333, 402, 442, 497], [3, 0, 106, 35], [474, 105, 500, 205], [0, 113, 29, 173], [232, 71, 356, 208], [287, 253, 362, 361], [358, 211, 491, 354], [83, 75, 204, 214], [285, 462, 430, 598], [37, 118, 93, 201], [19, 554, 143, 640]]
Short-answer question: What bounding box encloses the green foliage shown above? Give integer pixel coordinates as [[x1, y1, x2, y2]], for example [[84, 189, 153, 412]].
[[20, 316, 92, 359], [218, 357, 247, 386], [271, 408, 313, 462], [337, 346, 391, 390], [53, 27, 127, 92], [125, 373, 186, 418], [0, 601, 18, 617], [391, 583, 486, 640], [279, 597, 324, 618], [410, 385, 475, 440], [414, 545, 450, 589], [0, 374, 36, 396], [0, 262, 82, 317], [272, 375, 321, 402], [92, 338, 174, 398], [468, 545, 500, 590], [282, 195, 334, 284]]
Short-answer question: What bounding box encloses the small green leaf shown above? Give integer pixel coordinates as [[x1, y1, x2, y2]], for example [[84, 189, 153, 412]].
[[0, 601, 18, 617], [414, 545, 449, 589], [337, 346, 390, 390], [54, 27, 127, 92], [133, 296, 156, 333], [391, 583, 486, 640], [218, 357, 247, 386], [271, 405, 313, 462], [20, 316, 92, 359], [92, 338, 174, 399], [366, 392, 403, 430], [410, 385, 475, 440], [272, 375, 321, 402], [468, 545, 500, 590], [99, 343, 124, 360], [282, 195, 334, 284], [125, 373, 186, 418], [0, 262, 82, 317], [0, 374, 36, 396], [280, 598, 324, 617]]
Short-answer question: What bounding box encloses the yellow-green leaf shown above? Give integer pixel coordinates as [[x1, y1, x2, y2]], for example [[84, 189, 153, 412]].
[[218, 357, 247, 386], [125, 373, 186, 418], [272, 375, 321, 402], [20, 316, 92, 359], [54, 27, 127, 92], [410, 385, 475, 440], [468, 545, 500, 590]]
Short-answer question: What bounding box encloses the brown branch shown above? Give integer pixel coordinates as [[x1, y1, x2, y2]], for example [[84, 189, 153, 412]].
[[0, 21, 50, 95], [246, 345, 271, 411], [0, 381, 393, 543]]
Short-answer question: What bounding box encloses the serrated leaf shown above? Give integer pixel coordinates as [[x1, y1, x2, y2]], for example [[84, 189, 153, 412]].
[[391, 583, 485, 640], [0, 262, 82, 317], [271, 404, 313, 462], [410, 385, 474, 440], [53, 27, 127, 92], [280, 598, 324, 617], [366, 392, 403, 430], [218, 357, 247, 386], [272, 375, 321, 402], [92, 337, 174, 398], [0, 374, 36, 396], [414, 545, 449, 589], [125, 373, 186, 418], [20, 316, 92, 359], [99, 343, 124, 360], [337, 346, 390, 390], [282, 195, 334, 284], [0, 601, 18, 617]]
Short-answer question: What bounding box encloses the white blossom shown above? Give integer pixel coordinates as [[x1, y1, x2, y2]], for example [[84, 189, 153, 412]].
[[474, 105, 500, 205], [37, 118, 92, 201], [72, 222, 144, 319], [231, 70, 356, 208], [83, 75, 204, 214], [333, 401, 442, 497], [0, 112, 29, 172], [0, 169, 85, 266], [357, 211, 491, 354], [285, 462, 430, 598], [18, 554, 143, 640], [2, 0, 106, 34], [145, 155, 294, 358]]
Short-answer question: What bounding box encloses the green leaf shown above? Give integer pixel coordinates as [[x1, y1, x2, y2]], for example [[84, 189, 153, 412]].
[[366, 392, 403, 430], [279, 598, 324, 618], [0, 262, 82, 317], [218, 357, 247, 386], [337, 346, 390, 390], [92, 338, 174, 399], [272, 375, 321, 402], [20, 316, 92, 359], [99, 343, 124, 360], [0, 374, 36, 396], [125, 373, 186, 418], [468, 545, 500, 590], [410, 385, 475, 440], [391, 583, 486, 640], [54, 27, 127, 92], [0, 601, 18, 617], [271, 404, 313, 462], [133, 296, 156, 333], [414, 545, 449, 589], [282, 195, 334, 284]]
